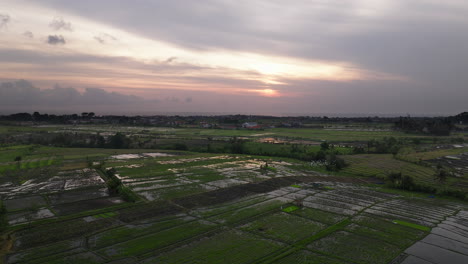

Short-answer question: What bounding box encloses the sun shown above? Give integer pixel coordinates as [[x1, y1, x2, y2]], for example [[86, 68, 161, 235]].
[[247, 89, 280, 97], [261, 89, 278, 97]]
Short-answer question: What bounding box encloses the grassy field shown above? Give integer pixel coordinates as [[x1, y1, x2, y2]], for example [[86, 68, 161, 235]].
[[152, 127, 455, 142], [397, 147, 468, 162], [341, 154, 436, 179], [12, 124, 460, 143], [338, 153, 468, 194]]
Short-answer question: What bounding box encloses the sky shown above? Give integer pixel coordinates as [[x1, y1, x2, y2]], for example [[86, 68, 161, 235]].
[[0, 0, 467, 116]]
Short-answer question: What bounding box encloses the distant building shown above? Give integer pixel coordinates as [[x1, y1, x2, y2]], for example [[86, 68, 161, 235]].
[[200, 122, 212, 128], [242, 122, 258, 128]]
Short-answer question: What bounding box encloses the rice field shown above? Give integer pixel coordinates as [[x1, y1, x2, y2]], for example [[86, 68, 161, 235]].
[[340, 153, 468, 194], [1, 145, 468, 263]]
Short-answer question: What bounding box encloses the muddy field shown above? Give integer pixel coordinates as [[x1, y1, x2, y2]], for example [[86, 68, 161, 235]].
[[0, 167, 120, 225]]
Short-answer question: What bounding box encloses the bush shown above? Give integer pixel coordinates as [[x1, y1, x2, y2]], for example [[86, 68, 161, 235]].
[[386, 172, 402, 186], [117, 186, 139, 203], [325, 154, 347, 171], [320, 142, 330, 151], [229, 137, 245, 154], [315, 150, 326, 161], [173, 143, 188, 150], [0, 200, 7, 231], [439, 189, 466, 200], [386, 173, 415, 191], [105, 168, 138, 202], [401, 175, 415, 190], [352, 146, 366, 154]]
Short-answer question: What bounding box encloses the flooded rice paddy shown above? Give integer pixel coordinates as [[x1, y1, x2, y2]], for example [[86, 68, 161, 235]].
[[2, 151, 468, 263]]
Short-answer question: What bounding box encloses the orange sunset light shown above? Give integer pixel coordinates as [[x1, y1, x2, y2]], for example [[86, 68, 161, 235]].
[[246, 89, 281, 97]]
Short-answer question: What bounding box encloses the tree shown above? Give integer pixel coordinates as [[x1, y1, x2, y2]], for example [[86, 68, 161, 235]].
[[401, 175, 415, 190], [173, 142, 188, 150], [435, 169, 448, 184], [33, 111, 41, 121], [315, 150, 326, 161], [109, 132, 129, 149], [352, 146, 365, 154], [320, 142, 330, 151], [387, 172, 402, 186], [325, 154, 347, 171], [230, 137, 245, 154], [96, 134, 106, 148], [0, 200, 7, 231]]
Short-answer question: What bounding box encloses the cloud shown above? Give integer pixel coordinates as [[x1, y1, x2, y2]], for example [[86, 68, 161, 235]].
[[23, 31, 34, 38], [49, 17, 73, 31], [0, 13, 10, 29], [185, 97, 192, 103], [47, 35, 66, 45], [0, 48, 270, 92], [33, 1, 468, 86], [2, 0, 468, 115], [94, 36, 105, 44], [93, 33, 117, 44], [0, 80, 142, 108], [165, 57, 177, 63]]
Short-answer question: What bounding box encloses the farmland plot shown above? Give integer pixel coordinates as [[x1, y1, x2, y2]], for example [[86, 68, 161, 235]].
[[2, 149, 468, 264], [0, 168, 105, 198]]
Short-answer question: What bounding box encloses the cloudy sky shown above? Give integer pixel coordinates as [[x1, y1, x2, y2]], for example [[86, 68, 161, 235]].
[[0, 0, 467, 116]]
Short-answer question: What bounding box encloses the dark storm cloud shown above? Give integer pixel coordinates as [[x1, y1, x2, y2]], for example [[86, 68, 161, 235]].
[[0, 80, 142, 106], [0, 13, 10, 29], [49, 17, 73, 31], [47, 35, 66, 45]]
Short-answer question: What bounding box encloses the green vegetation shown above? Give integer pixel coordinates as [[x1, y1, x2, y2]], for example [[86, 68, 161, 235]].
[[97, 220, 215, 259], [282, 205, 300, 213], [271, 250, 345, 264], [89, 217, 188, 249], [290, 208, 346, 225], [392, 219, 431, 232], [0, 120, 467, 264], [93, 212, 117, 219], [308, 231, 401, 264], [241, 213, 326, 242], [103, 168, 140, 202], [340, 153, 468, 198], [145, 230, 283, 264], [0, 201, 7, 231], [397, 147, 468, 162], [209, 200, 284, 225]]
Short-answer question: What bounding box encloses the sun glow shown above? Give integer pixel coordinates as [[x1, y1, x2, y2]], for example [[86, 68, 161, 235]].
[[246, 89, 280, 97], [261, 89, 278, 97], [0, 0, 405, 98]]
